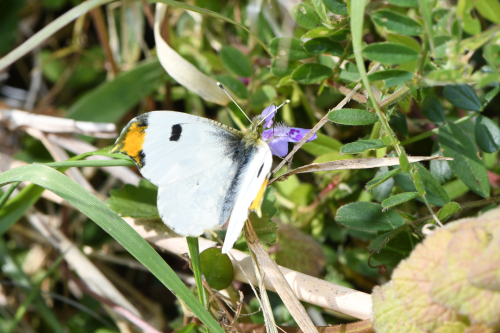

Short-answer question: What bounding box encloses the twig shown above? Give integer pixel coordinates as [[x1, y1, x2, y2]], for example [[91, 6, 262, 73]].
[[90, 6, 119, 76], [123, 219, 373, 320], [245, 220, 319, 333]]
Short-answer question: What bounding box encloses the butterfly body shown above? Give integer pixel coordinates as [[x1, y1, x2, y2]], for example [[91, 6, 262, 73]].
[[111, 111, 272, 253]]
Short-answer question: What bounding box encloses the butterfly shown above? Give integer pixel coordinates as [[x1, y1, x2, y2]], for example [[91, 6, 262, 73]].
[[110, 83, 290, 253]]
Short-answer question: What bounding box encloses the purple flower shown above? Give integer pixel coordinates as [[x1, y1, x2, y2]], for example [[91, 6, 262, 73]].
[[260, 104, 317, 157]]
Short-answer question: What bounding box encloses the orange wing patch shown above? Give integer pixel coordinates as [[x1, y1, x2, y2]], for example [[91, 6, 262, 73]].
[[110, 117, 148, 168]]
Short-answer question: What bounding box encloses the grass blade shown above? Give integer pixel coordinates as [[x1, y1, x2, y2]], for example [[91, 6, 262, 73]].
[[0, 164, 224, 333]]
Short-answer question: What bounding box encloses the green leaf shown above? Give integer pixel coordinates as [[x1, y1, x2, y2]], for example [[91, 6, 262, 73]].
[[458, 0, 481, 35], [421, 96, 445, 125], [475, 115, 500, 153], [327, 109, 379, 125], [436, 202, 462, 222], [0, 165, 225, 333], [292, 63, 333, 84], [200, 248, 234, 290], [389, 110, 408, 137], [372, 9, 423, 36], [274, 223, 326, 276], [311, 0, 330, 24], [336, 202, 405, 231], [382, 192, 420, 209], [371, 167, 396, 202], [322, 0, 348, 15], [386, 33, 421, 52], [362, 43, 420, 65], [107, 179, 158, 218], [339, 62, 360, 82], [250, 85, 276, 107], [301, 27, 335, 39], [367, 69, 414, 88], [393, 164, 450, 206], [340, 139, 386, 154], [368, 225, 410, 253], [302, 133, 342, 156], [303, 38, 344, 56], [270, 60, 300, 78], [219, 46, 253, 78], [250, 212, 278, 245], [483, 87, 500, 109], [67, 60, 167, 123], [329, 28, 350, 41], [439, 123, 490, 198], [433, 35, 452, 58], [399, 152, 410, 173], [443, 84, 481, 111], [366, 168, 401, 191], [261, 187, 277, 218], [214, 75, 249, 99], [269, 37, 312, 61], [290, 4, 322, 30], [475, 0, 500, 23], [385, 0, 418, 7]]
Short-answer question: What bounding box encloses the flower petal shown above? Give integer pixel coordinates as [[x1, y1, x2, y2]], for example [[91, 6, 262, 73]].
[[261, 104, 277, 128], [267, 137, 289, 157], [286, 127, 318, 143]]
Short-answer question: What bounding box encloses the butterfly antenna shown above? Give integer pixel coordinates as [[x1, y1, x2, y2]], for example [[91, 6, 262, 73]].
[[217, 82, 252, 123], [258, 99, 290, 126]]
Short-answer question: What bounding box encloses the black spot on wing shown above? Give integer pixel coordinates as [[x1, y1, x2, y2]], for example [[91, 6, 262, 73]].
[[257, 163, 264, 178], [170, 124, 182, 141]]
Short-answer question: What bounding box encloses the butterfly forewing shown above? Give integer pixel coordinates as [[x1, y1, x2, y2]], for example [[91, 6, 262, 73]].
[[111, 111, 271, 241]]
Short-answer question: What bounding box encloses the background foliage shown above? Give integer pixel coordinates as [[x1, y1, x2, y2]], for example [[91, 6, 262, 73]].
[[0, 0, 499, 332]]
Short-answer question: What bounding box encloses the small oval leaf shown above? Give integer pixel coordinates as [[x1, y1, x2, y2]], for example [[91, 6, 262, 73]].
[[443, 84, 482, 111], [439, 123, 490, 198], [475, 115, 500, 153], [421, 96, 445, 125], [214, 75, 249, 99], [340, 139, 387, 154], [290, 4, 322, 30], [363, 43, 420, 64], [322, 0, 348, 15], [382, 192, 420, 209], [303, 38, 344, 56], [271, 60, 300, 78], [220, 46, 252, 78], [367, 69, 414, 88], [200, 248, 234, 290], [328, 109, 379, 125], [269, 37, 312, 61], [292, 63, 333, 84], [336, 202, 405, 231], [366, 168, 402, 191], [372, 9, 423, 36]]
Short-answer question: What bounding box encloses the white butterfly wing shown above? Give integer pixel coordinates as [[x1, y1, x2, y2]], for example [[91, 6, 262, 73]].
[[111, 111, 272, 246], [222, 143, 272, 253]]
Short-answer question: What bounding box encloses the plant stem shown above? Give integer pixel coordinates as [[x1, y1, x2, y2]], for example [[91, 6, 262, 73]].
[[351, 0, 402, 156], [187, 236, 206, 308]]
